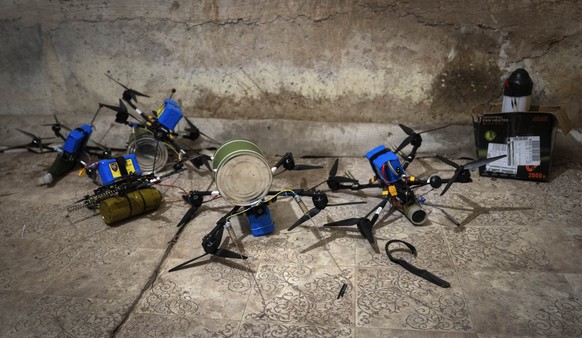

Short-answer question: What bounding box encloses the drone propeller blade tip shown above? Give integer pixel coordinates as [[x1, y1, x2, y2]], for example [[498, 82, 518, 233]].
[[329, 159, 339, 178]]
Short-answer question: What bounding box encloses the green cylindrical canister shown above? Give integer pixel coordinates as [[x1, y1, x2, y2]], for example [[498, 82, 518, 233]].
[[99, 187, 163, 225], [212, 139, 272, 206]]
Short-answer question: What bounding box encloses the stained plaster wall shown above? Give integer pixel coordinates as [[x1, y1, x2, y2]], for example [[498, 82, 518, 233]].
[[0, 0, 580, 155]]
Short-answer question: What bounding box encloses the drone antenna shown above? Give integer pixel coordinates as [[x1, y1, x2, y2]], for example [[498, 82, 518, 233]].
[[169, 88, 176, 100], [105, 73, 129, 90]]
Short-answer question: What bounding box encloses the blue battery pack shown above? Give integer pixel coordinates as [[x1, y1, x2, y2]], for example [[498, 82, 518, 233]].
[[157, 98, 183, 131], [97, 154, 142, 186], [62, 124, 92, 155], [246, 205, 275, 236], [365, 145, 405, 184]]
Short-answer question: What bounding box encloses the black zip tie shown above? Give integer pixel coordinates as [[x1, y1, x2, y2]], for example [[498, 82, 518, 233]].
[[337, 283, 348, 299], [385, 240, 450, 288]]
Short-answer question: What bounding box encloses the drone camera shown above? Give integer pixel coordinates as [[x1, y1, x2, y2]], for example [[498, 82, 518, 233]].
[[403, 203, 427, 225]]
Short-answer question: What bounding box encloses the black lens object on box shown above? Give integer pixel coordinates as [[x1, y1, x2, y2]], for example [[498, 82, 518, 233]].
[[504, 68, 533, 97]]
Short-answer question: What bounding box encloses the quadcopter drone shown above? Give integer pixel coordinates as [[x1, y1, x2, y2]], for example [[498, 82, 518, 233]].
[[6, 112, 120, 186], [3, 128, 57, 154], [100, 73, 216, 173], [290, 124, 506, 247], [166, 151, 366, 272]]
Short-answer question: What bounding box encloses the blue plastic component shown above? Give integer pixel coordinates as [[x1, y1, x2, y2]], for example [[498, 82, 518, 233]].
[[157, 98, 183, 131], [365, 145, 406, 184], [62, 124, 92, 155], [97, 154, 142, 186], [246, 205, 275, 236]]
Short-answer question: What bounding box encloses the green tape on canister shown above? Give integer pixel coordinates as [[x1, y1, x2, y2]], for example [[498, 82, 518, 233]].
[[99, 187, 163, 225], [212, 139, 272, 206]]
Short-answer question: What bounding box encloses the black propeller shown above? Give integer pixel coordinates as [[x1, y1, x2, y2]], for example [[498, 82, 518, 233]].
[[15, 128, 54, 153], [287, 191, 328, 231], [287, 191, 367, 231], [190, 154, 213, 172], [176, 191, 205, 228], [105, 73, 150, 103], [437, 155, 507, 196], [99, 99, 136, 125], [326, 159, 358, 190], [394, 124, 450, 154], [42, 114, 71, 140], [323, 198, 389, 245], [169, 210, 247, 272], [182, 116, 200, 141], [325, 218, 376, 244], [182, 115, 221, 145], [273, 153, 323, 173]]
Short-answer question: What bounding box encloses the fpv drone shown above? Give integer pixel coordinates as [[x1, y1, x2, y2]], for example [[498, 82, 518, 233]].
[[167, 152, 366, 272], [5, 112, 120, 186], [100, 73, 216, 172], [300, 124, 506, 246]]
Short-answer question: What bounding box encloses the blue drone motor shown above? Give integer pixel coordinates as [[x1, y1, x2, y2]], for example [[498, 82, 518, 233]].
[[365, 145, 406, 184]]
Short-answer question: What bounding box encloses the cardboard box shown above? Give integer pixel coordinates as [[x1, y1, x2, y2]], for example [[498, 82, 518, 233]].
[[472, 104, 571, 181]]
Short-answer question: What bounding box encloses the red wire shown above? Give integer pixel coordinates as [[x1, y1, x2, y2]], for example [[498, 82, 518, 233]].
[[158, 183, 188, 194], [380, 163, 390, 182]]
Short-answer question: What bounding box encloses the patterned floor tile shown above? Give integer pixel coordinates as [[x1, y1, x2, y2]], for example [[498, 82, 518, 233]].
[[244, 264, 355, 327], [423, 192, 531, 228], [43, 245, 164, 301], [531, 225, 582, 273], [0, 291, 43, 337], [0, 200, 72, 241], [136, 257, 255, 320], [459, 271, 581, 337], [356, 267, 472, 332], [118, 313, 238, 337], [239, 321, 354, 337], [564, 273, 582, 297], [358, 221, 455, 271], [0, 237, 83, 293], [2, 295, 129, 337], [357, 327, 479, 337], [0, 152, 580, 337], [443, 226, 552, 272]]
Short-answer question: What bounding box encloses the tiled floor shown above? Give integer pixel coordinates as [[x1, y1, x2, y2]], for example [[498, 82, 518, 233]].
[[0, 151, 581, 337]]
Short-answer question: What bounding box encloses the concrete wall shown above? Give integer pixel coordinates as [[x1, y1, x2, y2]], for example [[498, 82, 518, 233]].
[[0, 0, 580, 155]]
